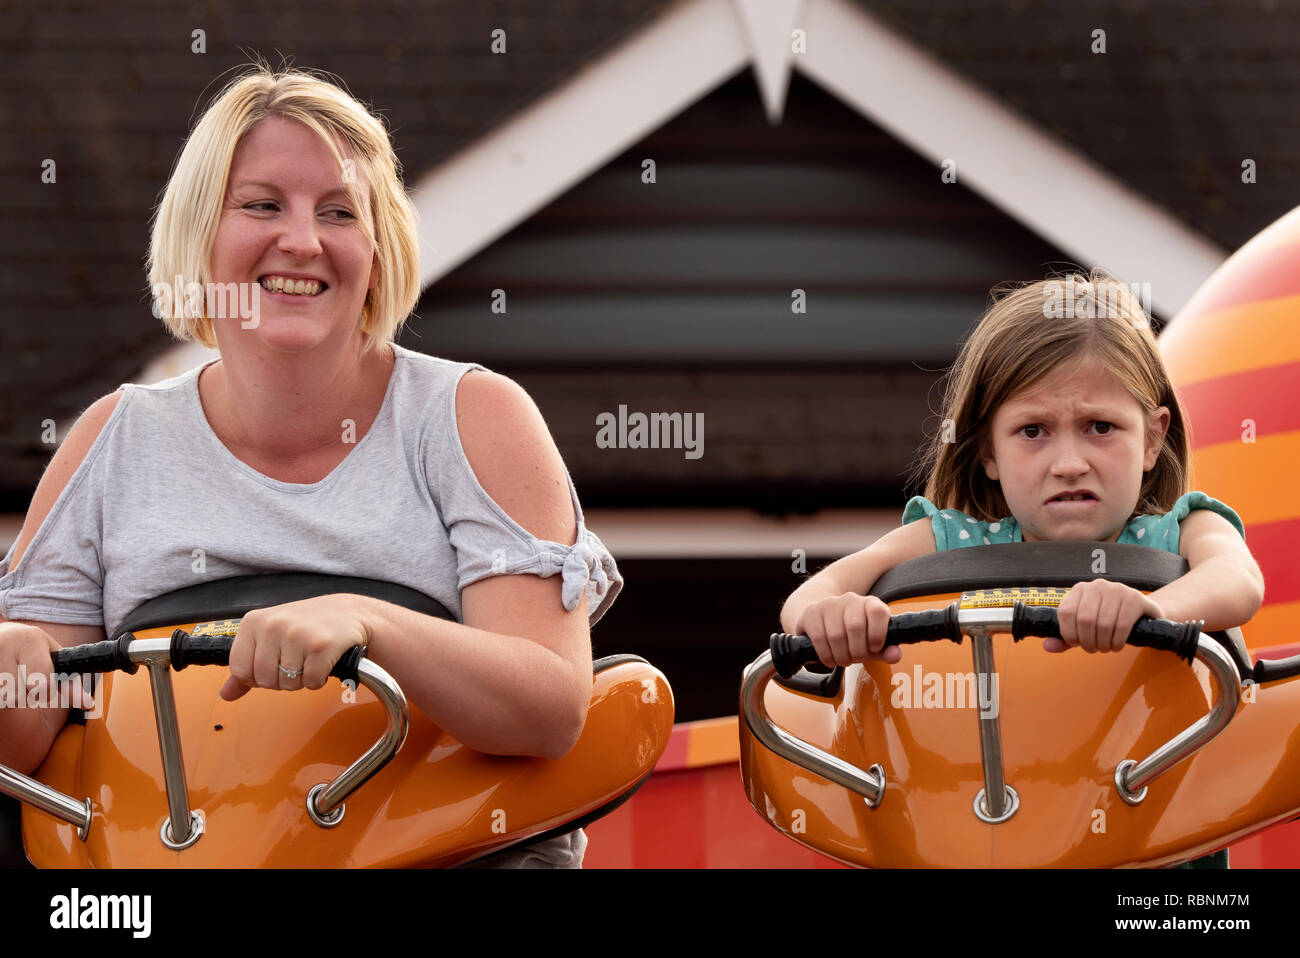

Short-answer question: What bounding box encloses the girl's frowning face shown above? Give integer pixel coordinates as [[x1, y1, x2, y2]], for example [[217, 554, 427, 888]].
[[980, 357, 1169, 542]]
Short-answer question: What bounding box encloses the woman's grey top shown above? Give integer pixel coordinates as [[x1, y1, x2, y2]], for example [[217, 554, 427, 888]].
[[0, 342, 621, 634], [0, 341, 622, 867]]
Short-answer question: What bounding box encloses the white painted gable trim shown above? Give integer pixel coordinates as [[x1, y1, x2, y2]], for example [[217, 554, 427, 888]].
[[140, 0, 1224, 382], [734, 0, 806, 123], [799, 0, 1226, 318], [411, 0, 752, 291], [412, 0, 1224, 315]]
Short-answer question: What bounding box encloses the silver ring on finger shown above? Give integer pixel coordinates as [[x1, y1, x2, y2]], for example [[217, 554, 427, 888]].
[[278, 663, 303, 680]]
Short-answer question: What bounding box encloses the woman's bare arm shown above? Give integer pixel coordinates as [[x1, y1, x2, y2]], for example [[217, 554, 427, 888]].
[[1, 392, 119, 772], [358, 371, 591, 759]]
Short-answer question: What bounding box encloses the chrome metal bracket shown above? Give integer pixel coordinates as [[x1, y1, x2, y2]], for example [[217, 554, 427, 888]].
[[306, 783, 345, 827], [969, 627, 1015, 822], [0, 765, 92, 840], [143, 654, 199, 849], [1112, 637, 1241, 804], [973, 785, 1020, 824], [304, 658, 409, 826], [741, 653, 887, 806], [161, 809, 205, 850]]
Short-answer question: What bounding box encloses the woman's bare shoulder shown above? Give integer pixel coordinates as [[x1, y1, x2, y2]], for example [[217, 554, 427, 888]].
[[452, 370, 575, 544], [7, 391, 124, 572]]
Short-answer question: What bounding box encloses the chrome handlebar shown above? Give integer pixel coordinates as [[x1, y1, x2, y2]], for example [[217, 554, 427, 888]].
[[743, 606, 1242, 817], [0, 635, 409, 847]]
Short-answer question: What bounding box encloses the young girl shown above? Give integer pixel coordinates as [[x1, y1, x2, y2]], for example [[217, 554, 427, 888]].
[[780, 269, 1265, 868]]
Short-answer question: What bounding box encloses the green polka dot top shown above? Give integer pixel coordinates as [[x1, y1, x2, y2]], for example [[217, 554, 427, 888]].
[[901, 491, 1246, 554]]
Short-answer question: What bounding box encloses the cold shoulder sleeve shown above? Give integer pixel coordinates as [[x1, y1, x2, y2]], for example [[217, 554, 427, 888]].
[[424, 367, 623, 625], [0, 397, 123, 626]]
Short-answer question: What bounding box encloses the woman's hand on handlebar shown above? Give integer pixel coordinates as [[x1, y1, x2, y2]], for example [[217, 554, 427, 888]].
[[220, 594, 373, 700], [795, 593, 901, 667], [1046, 580, 1165, 654], [0, 623, 94, 711], [1, 624, 50, 711], [0, 623, 94, 773], [0, 622, 54, 687]]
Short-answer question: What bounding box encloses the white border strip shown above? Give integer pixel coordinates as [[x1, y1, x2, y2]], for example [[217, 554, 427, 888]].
[[583, 508, 895, 558]]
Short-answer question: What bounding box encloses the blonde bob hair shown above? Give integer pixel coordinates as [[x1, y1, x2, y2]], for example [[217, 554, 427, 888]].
[[147, 64, 420, 356], [908, 268, 1192, 522]]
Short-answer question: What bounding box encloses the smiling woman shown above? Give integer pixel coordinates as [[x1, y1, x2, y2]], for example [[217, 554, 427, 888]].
[[148, 66, 419, 356], [210, 117, 376, 352], [0, 64, 623, 869]]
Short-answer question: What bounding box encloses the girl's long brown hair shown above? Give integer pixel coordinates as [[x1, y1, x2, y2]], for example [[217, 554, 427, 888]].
[[906, 269, 1192, 521]]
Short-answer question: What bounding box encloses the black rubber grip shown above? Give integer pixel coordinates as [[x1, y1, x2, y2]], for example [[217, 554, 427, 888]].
[[772, 602, 1205, 677], [167, 628, 367, 681], [330, 646, 367, 684], [770, 604, 964, 677], [170, 629, 234, 670], [770, 633, 820, 679], [48, 628, 369, 681], [51, 633, 138, 675], [1011, 603, 1202, 664], [1254, 654, 1300, 684], [887, 605, 963, 646]]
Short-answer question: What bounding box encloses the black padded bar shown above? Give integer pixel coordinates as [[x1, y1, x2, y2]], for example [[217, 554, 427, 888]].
[[869, 541, 1189, 602], [112, 572, 453, 642]]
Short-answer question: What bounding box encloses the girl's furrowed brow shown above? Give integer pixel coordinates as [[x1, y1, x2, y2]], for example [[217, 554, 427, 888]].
[[1006, 406, 1121, 422]]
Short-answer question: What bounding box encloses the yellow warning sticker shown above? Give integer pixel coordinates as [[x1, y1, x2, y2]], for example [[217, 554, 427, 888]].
[[959, 588, 1069, 609], [190, 618, 242, 637]]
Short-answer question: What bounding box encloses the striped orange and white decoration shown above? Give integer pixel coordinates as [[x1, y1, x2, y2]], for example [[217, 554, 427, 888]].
[[1163, 205, 1300, 656]]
